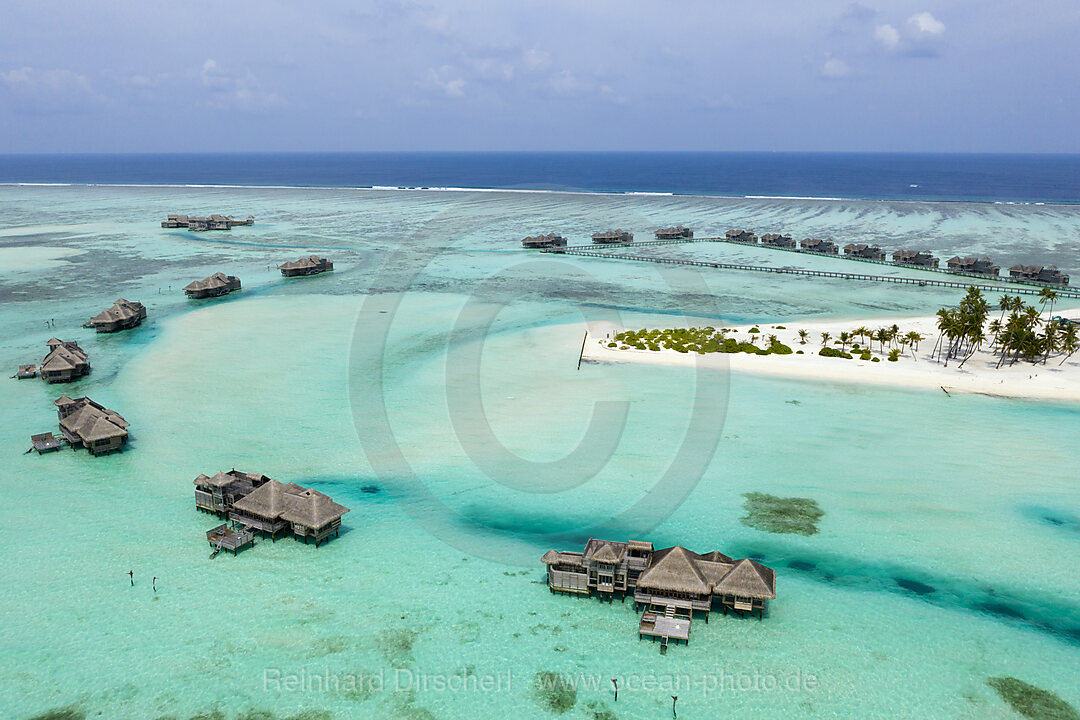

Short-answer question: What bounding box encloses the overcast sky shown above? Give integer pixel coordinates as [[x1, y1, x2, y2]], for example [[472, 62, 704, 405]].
[[2, 1, 1078, 153]]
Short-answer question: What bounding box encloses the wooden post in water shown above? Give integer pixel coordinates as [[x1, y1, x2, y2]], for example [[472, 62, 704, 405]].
[[577, 330, 588, 370]]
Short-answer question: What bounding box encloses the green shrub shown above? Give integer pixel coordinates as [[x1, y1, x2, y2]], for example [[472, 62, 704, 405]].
[[888, 349, 901, 362], [768, 342, 794, 355], [860, 351, 872, 360], [819, 347, 853, 359], [796, 350, 804, 354], [774, 325, 786, 329], [871, 357, 880, 362], [608, 343, 617, 348], [748, 327, 760, 334]]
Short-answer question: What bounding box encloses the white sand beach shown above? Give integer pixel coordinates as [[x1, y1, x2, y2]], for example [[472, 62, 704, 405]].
[[583, 313, 1080, 402]]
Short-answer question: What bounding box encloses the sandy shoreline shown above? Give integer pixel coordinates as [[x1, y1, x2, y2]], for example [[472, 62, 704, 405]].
[[582, 314, 1080, 402]]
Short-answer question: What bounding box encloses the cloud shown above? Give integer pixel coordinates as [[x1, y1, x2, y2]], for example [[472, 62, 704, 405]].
[[196, 59, 283, 109], [523, 48, 551, 72], [1, 67, 92, 93], [874, 24, 900, 49], [908, 12, 945, 35], [424, 66, 467, 97], [0, 66, 97, 112], [821, 56, 851, 78]]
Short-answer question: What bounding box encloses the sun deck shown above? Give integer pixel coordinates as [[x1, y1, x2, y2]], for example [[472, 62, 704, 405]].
[[206, 523, 256, 556]]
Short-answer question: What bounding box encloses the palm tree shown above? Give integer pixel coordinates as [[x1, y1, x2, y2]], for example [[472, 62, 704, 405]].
[[798, 329, 809, 345], [820, 331, 831, 348], [838, 331, 852, 353], [1039, 287, 1059, 324], [768, 334, 779, 348], [1059, 323, 1079, 365], [904, 331, 923, 359]]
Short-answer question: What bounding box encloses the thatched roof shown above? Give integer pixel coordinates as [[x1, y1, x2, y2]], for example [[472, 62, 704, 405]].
[[541, 550, 584, 566], [54, 395, 76, 407], [232, 479, 348, 527], [41, 341, 88, 373], [58, 397, 128, 443], [584, 538, 627, 564], [184, 272, 233, 292], [636, 546, 710, 595], [278, 255, 330, 271], [715, 558, 776, 599], [90, 298, 144, 325], [280, 488, 350, 528]]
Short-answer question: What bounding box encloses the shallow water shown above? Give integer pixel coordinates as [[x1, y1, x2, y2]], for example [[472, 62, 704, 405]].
[[1, 186, 1078, 719]]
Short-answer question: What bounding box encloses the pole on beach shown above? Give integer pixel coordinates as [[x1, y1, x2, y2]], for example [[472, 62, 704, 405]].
[[127, 570, 134, 586]]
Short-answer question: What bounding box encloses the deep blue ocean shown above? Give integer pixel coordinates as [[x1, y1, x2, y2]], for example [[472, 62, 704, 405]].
[[1, 152, 1079, 204]]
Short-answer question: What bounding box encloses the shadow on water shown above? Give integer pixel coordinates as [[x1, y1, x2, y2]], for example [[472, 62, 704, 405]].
[[732, 540, 1080, 646]]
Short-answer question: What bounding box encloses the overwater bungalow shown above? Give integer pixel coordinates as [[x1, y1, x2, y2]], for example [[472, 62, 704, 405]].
[[946, 256, 1000, 276], [164, 214, 254, 230], [843, 243, 887, 260], [591, 229, 634, 244], [55, 395, 129, 455], [279, 255, 334, 277], [654, 226, 693, 240], [800, 237, 839, 254], [760, 233, 796, 248], [893, 250, 940, 268], [229, 479, 349, 547], [183, 272, 241, 299], [725, 229, 758, 243], [40, 339, 90, 383], [87, 298, 146, 332], [1008, 264, 1070, 285], [193, 469, 272, 516], [542, 538, 776, 649], [521, 233, 567, 249], [162, 214, 190, 228]]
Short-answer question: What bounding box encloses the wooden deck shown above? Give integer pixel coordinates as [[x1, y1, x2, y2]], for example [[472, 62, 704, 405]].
[[639, 605, 691, 652], [14, 365, 38, 379], [206, 523, 255, 557], [29, 432, 62, 454]]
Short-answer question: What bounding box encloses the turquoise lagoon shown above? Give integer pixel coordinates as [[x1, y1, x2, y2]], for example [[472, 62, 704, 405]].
[[1, 186, 1079, 719]]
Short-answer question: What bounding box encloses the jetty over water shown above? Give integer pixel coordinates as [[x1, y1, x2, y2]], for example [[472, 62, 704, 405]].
[[543, 538, 776, 652], [545, 245, 1080, 299]]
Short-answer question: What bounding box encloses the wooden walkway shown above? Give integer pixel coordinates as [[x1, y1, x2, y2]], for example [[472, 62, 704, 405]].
[[544, 247, 1080, 299], [543, 237, 1076, 295]]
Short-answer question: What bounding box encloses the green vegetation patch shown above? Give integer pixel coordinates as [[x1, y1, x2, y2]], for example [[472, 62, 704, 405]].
[[986, 677, 1079, 720], [614, 328, 795, 357], [741, 492, 824, 536], [533, 671, 578, 714]]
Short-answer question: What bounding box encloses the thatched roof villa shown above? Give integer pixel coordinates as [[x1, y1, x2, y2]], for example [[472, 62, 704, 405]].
[[843, 243, 887, 260], [800, 237, 839, 254], [87, 298, 146, 333], [760, 233, 796, 248], [55, 395, 129, 455], [591, 229, 634, 244], [229, 479, 350, 547], [163, 214, 254, 230], [542, 537, 776, 649], [40, 339, 90, 383], [1008, 264, 1070, 285], [654, 225, 694, 240], [193, 469, 272, 516], [946, 256, 1000, 276], [278, 255, 334, 277], [521, 233, 568, 249], [892, 249, 940, 268], [183, 272, 241, 299], [725, 229, 758, 243]]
